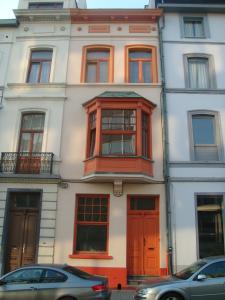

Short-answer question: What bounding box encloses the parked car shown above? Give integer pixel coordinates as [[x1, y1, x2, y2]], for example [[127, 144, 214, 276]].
[[134, 256, 225, 300], [0, 264, 111, 300]]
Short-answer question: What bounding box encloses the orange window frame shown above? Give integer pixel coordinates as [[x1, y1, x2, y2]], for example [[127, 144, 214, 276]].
[[125, 45, 158, 83], [81, 45, 114, 83], [73, 194, 110, 255]]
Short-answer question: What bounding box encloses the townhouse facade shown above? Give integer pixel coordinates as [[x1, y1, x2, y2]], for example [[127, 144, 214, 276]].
[[0, 0, 168, 288], [155, 0, 225, 272]]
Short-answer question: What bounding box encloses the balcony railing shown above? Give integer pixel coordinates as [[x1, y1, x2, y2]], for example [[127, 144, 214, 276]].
[[0, 152, 54, 175]]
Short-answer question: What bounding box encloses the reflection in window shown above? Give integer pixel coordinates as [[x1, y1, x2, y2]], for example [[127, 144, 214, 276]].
[[27, 50, 53, 83], [183, 17, 205, 38], [129, 49, 152, 83], [197, 195, 224, 258], [75, 195, 109, 252], [192, 114, 218, 161]]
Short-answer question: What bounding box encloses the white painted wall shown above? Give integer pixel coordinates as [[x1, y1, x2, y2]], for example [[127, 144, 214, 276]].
[[0, 28, 14, 87], [18, 0, 78, 9]]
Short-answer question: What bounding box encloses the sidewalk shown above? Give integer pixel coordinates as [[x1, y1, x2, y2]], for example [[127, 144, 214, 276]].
[[111, 289, 135, 300]]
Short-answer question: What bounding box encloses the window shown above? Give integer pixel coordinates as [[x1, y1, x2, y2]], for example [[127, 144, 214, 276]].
[[102, 110, 136, 155], [29, 2, 63, 9], [183, 17, 205, 38], [201, 261, 225, 278], [27, 50, 53, 83], [185, 54, 215, 89], [190, 112, 221, 161], [41, 269, 67, 283], [82, 46, 114, 83], [74, 195, 109, 253], [125, 46, 158, 83], [197, 195, 224, 258], [4, 268, 43, 284], [19, 113, 45, 153]]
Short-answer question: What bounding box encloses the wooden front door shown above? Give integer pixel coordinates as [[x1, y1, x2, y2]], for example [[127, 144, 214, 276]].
[[127, 195, 160, 276], [4, 192, 41, 273]]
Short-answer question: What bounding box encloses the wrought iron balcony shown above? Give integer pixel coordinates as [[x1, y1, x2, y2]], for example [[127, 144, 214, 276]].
[[0, 152, 54, 175]]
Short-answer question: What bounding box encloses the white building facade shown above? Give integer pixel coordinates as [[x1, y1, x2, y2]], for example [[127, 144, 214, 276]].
[[156, 0, 225, 272]]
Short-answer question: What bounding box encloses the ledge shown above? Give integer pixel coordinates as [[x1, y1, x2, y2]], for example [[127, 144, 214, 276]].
[[69, 254, 113, 259]]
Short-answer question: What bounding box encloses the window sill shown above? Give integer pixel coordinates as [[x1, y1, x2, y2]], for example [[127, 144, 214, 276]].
[[69, 254, 113, 259]]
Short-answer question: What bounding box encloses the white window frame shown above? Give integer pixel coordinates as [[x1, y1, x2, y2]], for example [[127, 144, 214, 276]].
[[180, 14, 210, 39], [188, 110, 223, 162]]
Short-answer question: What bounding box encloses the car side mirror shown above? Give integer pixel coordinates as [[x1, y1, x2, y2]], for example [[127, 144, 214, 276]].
[[197, 274, 207, 281], [0, 280, 6, 286]]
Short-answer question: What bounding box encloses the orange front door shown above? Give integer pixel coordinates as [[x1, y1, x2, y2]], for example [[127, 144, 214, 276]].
[[127, 196, 160, 276]]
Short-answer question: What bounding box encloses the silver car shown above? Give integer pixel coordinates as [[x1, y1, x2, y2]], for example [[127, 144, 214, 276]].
[[134, 256, 225, 300], [0, 264, 111, 300]]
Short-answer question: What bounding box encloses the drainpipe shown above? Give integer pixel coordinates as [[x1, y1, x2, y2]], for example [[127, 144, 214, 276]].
[[158, 15, 173, 274]]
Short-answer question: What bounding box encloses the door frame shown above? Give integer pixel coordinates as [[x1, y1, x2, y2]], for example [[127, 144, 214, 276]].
[[126, 194, 160, 276], [1, 189, 42, 275]]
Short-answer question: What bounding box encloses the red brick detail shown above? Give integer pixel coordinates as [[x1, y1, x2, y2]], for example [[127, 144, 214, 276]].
[[89, 25, 110, 33], [75, 266, 127, 288], [129, 25, 151, 33]]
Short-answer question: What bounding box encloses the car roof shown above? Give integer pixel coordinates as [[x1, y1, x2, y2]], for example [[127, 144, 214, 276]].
[[19, 264, 68, 269], [201, 256, 225, 262]]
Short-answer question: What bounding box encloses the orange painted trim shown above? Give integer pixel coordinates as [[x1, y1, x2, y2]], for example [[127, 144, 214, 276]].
[[88, 25, 110, 33], [84, 157, 153, 177], [124, 45, 158, 83], [69, 254, 113, 259], [80, 45, 114, 83], [73, 266, 127, 288], [70, 9, 162, 24]]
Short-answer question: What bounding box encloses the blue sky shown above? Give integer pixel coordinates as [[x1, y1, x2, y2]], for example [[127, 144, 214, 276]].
[[0, 0, 149, 19]]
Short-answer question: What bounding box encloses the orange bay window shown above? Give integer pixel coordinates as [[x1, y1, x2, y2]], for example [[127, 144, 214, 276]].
[[83, 92, 156, 178]]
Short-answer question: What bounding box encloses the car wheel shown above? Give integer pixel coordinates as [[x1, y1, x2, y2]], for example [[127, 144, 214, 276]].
[[59, 297, 76, 300], [160, 292, 184, 300]]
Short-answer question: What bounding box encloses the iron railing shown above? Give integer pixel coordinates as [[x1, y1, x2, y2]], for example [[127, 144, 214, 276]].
[[0, 152, 54, 174]]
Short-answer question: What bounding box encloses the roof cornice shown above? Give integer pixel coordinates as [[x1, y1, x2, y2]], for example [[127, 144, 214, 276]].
[[158, 4, 225, 13], [14, 9, 71, 22], [70, 8, 162, 23]]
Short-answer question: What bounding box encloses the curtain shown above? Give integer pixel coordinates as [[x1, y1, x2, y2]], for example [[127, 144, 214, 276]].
[[188, 58, 209, 88]]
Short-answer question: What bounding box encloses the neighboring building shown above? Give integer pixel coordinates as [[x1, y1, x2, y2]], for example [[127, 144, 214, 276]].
[[55, 8, 167, 287], [155, 0, 225, 272], [0, 0, 73, 274]]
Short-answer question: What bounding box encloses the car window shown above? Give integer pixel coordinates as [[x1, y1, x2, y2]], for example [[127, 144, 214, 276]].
[[200, 261, 225, 278], [40, 269, 67, 283], [4, 268, 43, 284], [63, 266, 92, 279], [174, 260, 207, 280]]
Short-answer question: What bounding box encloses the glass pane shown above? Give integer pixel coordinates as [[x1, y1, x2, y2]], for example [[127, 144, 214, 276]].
[[129, 61, 139, 83], [22, 114, 45, 130], [12, 192, 40, 209], [197, 195, 224, 258], [20, 133, 31, 152], [123, 135, 135, 154], [102, 110, 136, 130], [142, 112, 149, 158], [31, 51, 53, 60], [201, 262, 225, 278], [188, 58, 209, 89], [89, 130, 96, 157], [76, 225, 107, 252], [184, 18, 204, 37], [192, 115, 215, 144], [130, 196, 156, 210], [42, 270, 67, 283], [28, 63, 40, 83], [99, 61, 108, 82], [143, 61, 152, 83], [102, 134, 135, 155], [32, 133, 43, 152], [40, 61, 51, 83], [86, 64, 97, 82], [29, 2, 63, 9], [87, 50, 109, 60], [5, 268, 43, 284], [129, 50, 151, 59]]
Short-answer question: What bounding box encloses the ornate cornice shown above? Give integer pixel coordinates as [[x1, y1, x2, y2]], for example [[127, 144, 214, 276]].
[[14, 9, 71, 22]]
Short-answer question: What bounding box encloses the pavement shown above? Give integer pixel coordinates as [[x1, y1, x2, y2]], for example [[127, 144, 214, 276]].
[[111, 289, 136, 300]]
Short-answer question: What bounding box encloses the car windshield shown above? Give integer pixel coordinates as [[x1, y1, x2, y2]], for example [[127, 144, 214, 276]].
[[174, 260, 207, 280], [63, 266, 93, 279]]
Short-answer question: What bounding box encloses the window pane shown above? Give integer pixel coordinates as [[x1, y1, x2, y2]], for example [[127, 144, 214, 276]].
[[201, 262, 225, 278], [129, 61, 139, 83], [142, 112, 149, 158], [31, 51, 52, 60], [5, 268, 43, 284], [76, 225, 107, 252], [28, 63, 40, 83], [184, 18, 204, 38], [130, 196, 156, 210], [29, 2, 63, 9], [22, 114, 45, 130], [129, 50, 151, 59], [86, 64, 97, 82], [32, 133, 43, 152], [102, 110, 136, 130], [192, 115, 215, 144], [87, 50, 109, 60], [197, 195, 224, 258], [40, 61, 51, 83], [102, 134, 135, 155], [99, 61, 108, 82], [188, 58, 209, 89], [20, 133, 31, 152], [143, 61, 152, 83], [41, 270, 67, 283]]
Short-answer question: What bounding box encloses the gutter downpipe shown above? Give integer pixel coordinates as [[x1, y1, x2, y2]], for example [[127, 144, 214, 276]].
[[158, 14, 173, 274]]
